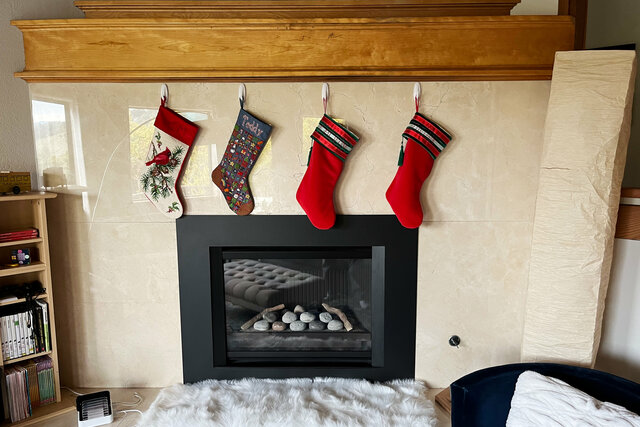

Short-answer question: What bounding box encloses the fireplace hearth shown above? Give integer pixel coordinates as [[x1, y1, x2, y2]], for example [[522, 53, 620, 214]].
[[177, 215, 418, 382]]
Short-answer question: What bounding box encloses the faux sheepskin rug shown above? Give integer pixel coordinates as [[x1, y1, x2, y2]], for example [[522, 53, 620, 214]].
[[139, 377, 436, 427]]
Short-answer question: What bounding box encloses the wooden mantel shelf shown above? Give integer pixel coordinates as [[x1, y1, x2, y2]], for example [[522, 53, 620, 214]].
[[74, 0, 523, 19], [13, 14, 575, 82]]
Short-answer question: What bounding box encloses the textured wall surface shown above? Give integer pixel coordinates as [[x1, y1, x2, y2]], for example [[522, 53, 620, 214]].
[[0, 0, 82, 176], [521, 51, 637, 365], [30, 81, 549, 387]]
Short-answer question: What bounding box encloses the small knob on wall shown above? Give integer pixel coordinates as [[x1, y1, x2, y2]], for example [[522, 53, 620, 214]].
[[448, 335, 461, 347]]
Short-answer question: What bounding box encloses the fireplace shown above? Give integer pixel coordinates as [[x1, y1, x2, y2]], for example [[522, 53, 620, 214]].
[[177, 215, 418, 382]]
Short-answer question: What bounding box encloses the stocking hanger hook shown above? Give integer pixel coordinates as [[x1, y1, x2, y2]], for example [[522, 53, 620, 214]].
[[322, 83, 329, 115], [413, 82, 421, 113], [161, 83, 169, 106], [238, 83, 246, 109]]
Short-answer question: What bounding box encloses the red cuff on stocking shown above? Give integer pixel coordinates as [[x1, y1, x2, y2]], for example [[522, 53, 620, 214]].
[[154, 105, 198, 147]]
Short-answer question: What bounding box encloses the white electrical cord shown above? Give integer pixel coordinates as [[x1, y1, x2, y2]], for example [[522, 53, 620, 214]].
[[62, 386, 83, 396], [117, 409, 143, 427], [114, 392, 143, 407]]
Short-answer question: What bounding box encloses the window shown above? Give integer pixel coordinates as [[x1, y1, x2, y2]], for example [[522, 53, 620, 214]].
[[31, 100, 82, 188]]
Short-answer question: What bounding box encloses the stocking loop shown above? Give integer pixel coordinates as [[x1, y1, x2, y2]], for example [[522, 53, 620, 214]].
[[238, 83, 246, 109], [161, 83, 169, 107], [322, 83, 329, 115], [413, 82, 421, 113]]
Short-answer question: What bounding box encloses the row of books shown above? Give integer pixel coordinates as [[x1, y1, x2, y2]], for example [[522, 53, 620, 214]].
[[0, 301, 50, 361], [3, 356, 55, 422], [0, 228, 39, 243]]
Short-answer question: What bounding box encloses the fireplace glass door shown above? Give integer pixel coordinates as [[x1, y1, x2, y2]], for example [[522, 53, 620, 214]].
[[220, 247, 374, 364]]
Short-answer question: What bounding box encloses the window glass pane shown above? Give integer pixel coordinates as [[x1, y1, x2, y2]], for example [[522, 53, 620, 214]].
[[32, 100, 74, 187]]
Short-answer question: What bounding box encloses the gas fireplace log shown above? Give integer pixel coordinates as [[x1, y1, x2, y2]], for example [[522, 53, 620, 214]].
[[241, 304, 285, 331], [321, 303, 353, 331]]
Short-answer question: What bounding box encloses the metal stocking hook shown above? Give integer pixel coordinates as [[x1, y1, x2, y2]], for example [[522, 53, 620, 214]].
[[322, 82, 329, 115], [413, 82, 421, 113], [161, 83, 169, 106], [239, 83, 246, 109]]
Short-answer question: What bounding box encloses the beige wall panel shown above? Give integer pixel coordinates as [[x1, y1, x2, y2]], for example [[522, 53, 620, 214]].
[[521, 51, 637, 365], [32, 81, 548, 387], [415, 221, 532, 387]]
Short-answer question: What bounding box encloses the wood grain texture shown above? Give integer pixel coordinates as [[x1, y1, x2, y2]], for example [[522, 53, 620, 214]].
[[435, 387, 452, 414], [74, 0, 522, 18], [13, 16, 575, 82], [570, 0, 587, 50], [621, 188, 640, 199], [616, 206, 640, 240], [558, 0, 587, 49], [617, 188, 640, 240], [557, 0, 570, 15]]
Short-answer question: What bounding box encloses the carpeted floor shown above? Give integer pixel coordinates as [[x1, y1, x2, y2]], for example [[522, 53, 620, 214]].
[[139, 377, 437, 427]]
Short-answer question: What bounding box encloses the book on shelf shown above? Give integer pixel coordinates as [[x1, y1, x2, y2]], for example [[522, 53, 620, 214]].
[[2, 356, 54, 422], [35, 300, 50, 353], [0, 302, 51, 362], [0, 228, 39, 243]]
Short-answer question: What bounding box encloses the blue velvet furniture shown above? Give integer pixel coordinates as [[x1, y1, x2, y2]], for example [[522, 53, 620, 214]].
[[450, 363, 640, 427]]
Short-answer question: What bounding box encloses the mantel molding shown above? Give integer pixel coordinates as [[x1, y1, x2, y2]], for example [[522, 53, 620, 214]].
[[13, 15, 575, 82], [74, 0, 522, 19]]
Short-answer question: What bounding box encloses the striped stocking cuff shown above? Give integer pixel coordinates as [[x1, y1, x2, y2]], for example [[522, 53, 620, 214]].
[[311, 115, 359, 161], [402, 112, 452, 159]]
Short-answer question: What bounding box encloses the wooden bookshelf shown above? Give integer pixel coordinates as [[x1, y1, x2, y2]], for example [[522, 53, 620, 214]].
[[1, 352, 53, 368], [0, 388, 75, 427], [0, 262, 46, 279], [0, 192, 67, 424], [0, 240, 43, 250], [0, 193, 55, 203], [0, 295, 47, 309]]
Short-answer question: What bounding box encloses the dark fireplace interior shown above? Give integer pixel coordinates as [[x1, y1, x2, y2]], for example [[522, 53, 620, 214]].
[[221, 247, 375, 364], [177, 215, 418, 382]]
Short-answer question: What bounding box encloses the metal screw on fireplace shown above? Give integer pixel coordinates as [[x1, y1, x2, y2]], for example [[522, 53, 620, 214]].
[[448, 335, 461, 348]]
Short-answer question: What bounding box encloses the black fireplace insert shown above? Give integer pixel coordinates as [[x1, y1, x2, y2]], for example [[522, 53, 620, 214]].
[[177, 215, 418, 382]]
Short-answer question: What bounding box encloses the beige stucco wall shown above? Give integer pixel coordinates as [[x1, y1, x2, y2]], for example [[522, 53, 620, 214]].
[[32, 81, 549, 387]]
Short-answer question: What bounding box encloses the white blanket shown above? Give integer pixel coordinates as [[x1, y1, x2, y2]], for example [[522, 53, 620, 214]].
[[506, 370, 640, 427], [139, 377, 436, 427]]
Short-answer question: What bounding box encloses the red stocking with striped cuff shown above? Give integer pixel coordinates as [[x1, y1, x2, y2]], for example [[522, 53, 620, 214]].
[[296, 115, 359, 230], [386, 112, 452, 228]]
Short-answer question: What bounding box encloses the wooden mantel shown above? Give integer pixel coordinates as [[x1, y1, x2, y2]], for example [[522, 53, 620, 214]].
[[74, 0, 523, 19], [13, 2, 576, 83]]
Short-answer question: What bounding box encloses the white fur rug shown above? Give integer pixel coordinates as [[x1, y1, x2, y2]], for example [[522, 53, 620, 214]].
[[139, 377, 436, 427]]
